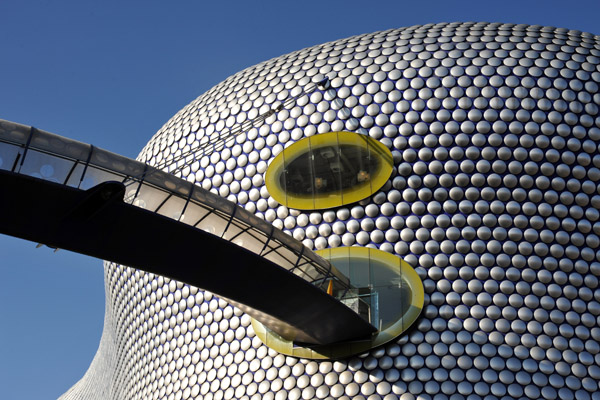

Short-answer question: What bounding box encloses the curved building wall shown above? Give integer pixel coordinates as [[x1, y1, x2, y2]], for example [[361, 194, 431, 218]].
[[63, 22, 600, 400]]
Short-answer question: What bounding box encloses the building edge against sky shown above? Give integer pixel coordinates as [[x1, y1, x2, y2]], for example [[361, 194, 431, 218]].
[[60, 22, 600, 400]]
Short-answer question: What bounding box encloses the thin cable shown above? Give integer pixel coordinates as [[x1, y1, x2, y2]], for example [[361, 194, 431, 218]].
[[125, 78, 330, 187]]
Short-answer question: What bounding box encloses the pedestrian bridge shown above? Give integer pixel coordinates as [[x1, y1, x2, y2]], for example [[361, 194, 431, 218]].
[[0, 119, 376, 346]]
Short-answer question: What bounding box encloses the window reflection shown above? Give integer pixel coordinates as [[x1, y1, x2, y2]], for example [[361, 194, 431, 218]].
[[318, 247, 419, 331], [280, 145, 379, 196], [265, 131, 393, 210]]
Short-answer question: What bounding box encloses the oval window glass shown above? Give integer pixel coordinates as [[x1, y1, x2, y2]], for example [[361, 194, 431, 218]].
[[252, 247, 424, 359], [265, 131, 393, 210]]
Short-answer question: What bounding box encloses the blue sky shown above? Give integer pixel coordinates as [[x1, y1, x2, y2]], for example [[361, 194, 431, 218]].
[[1, 1, 599, 398]]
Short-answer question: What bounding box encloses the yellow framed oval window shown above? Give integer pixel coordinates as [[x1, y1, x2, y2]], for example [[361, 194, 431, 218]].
[[265, 131, 394, 210], [252, 247, 424, 359]]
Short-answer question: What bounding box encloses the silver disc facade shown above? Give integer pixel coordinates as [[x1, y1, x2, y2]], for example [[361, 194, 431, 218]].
[[61, 22, 600, 400]]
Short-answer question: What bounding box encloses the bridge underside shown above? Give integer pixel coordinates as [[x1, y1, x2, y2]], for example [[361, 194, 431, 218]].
[[0, 169, 375, 345]]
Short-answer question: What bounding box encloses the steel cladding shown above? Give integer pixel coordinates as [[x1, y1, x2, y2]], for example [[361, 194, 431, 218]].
[[61, 22, 600, 400]]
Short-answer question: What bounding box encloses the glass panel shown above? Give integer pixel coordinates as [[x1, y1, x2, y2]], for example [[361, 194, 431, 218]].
[[348, 255, 370, 288], [0, 143, 22, 171], [263, 248, 295, 270], [370, 258, 402, 330], [194, 212, 229, 237], [294, 263, 321, 282], [266, 245, 299, 267], [312, 138, 342, 209], [227, 230, 268, 253], [279, 144, 314, 200], [341, 132, 379, 200], [127, 183, 170, 211], [399, 265, 416, 331], [64, 163, 86, 187], [329, 264, 350, 284], [313, 279, 330, 292], [75, 165, 124, 190], [123, 181, 142, 204], [222, 222, 246, 244], [155, 196, 188, 221], [18, 150, 70, 183], [179, 203, 211, 226], [291, 266, 315, 282], [329, 250, 350, 278], [279, 148, 289, 207]]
